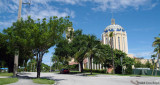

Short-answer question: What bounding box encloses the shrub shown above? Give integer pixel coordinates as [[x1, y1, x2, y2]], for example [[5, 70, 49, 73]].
[[125, 65, 132, 74], [83, 69, 106, 73]]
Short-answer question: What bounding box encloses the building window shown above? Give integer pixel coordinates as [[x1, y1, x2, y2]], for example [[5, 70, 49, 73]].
[[118, 37, 120, 50]]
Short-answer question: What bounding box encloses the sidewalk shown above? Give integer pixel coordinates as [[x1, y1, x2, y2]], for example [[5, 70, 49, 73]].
[[7, 78, 42, 85], [0, 76, 11, 78]]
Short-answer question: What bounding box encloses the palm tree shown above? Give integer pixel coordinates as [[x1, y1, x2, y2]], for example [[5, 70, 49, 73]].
[[52, 55, 60, 70], [73, 35, 88, 72], [152, 34, 160, 76], [109, 32, 115, 74], [151, 54, 156, 75], [85, 35, 103, 75]]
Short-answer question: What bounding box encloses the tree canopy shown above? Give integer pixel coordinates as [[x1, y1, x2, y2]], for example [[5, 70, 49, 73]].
[[1, 16, 72, 78]]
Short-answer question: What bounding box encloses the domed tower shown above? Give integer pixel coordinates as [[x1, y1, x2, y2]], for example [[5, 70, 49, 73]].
[[102, 19, 128, 54]]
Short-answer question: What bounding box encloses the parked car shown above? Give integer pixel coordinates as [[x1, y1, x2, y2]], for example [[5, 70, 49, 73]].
[[60, 69, 70, 74]]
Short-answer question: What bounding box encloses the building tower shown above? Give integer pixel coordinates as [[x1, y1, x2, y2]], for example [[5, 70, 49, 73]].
[[102, 18, 128, 54], [66, 27, 74, 42]]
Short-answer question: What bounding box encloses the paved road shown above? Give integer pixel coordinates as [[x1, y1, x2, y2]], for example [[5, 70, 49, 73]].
[[13, 72, 160, 85]]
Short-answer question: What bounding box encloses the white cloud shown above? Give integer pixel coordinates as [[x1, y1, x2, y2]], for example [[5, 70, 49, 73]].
[[53, 0, 158, 11], [0, 0, 75, 29], [130, 52, 154, 59], [54, 0, 80, 5], [0, 0, 75, 18], [92, 0, 158, 11]]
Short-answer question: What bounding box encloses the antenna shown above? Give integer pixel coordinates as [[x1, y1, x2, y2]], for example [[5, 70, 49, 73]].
[[112, 12, 114, 19], [111, 12, 115, 25]]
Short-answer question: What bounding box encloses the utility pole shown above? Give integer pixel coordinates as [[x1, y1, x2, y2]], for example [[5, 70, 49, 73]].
[[18, 0, 22, 21], [50, 56, 52, 72], [14, 0, 31, 77], [13, 0, 22, 77]]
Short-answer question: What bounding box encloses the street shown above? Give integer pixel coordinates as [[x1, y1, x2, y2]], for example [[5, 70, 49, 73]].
[[15, 72, 160, 85]]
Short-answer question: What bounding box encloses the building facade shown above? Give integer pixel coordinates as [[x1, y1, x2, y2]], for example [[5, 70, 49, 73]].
[[102, 19, 128, 54]]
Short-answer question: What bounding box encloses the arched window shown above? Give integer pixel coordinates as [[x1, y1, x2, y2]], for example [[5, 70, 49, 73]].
[[118, 37, 120, 50]]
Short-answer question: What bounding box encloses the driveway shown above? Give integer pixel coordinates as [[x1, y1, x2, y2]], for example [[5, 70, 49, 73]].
[[16, 72, 160, 85]]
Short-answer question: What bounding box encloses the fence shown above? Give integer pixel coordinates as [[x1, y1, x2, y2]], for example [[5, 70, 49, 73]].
[[133, 69, 160, 75]]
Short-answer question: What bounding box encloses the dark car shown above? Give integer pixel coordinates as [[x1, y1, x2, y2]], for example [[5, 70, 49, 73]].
[[60, 69, 70, 74]]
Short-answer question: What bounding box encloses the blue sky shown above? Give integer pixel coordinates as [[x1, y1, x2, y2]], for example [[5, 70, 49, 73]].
[[0, 0, 160, 66]]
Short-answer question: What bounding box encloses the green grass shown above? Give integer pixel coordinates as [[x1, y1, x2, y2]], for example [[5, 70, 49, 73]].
[[0, 73, 13, 76], [0, 78, 18, 85], [32, 78, 55, 84]]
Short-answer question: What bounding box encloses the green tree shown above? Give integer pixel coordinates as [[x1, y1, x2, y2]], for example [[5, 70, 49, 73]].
[[152, 34, 160, 76], [144, 61, 151, 68], [41, 63, 50, 72], [123, 56, 134, 74], [85, 35, 101, 75], [54, 39, 72, 70], [153, 34, 160, 57], [52, 55, 60, 70], [101, 44, 112, 70], [70, 32, 88, 72], [0, 31, 30, 73], [151, 54, 156, 75], [134, 60, 143, 68], [3, 16, 72, 78]]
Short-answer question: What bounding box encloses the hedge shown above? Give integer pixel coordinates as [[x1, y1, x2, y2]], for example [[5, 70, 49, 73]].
[[83, 69, 106, 73]]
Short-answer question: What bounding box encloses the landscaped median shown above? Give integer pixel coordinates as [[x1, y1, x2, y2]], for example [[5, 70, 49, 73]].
[[0, 78, 18, 85], [32, 78, 55, 84]]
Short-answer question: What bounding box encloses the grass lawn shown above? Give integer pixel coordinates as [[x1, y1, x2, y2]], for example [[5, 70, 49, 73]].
[[0, 73, 13, 76], [32, 78, 55, 84], [0, 78, 18, 85]]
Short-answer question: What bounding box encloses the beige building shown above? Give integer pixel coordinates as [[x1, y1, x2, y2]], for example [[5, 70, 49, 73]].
[[102, 18, 128, 54]]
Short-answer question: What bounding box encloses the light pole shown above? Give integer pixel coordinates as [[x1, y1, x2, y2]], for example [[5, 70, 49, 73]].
[[120, 57, 123, 74]]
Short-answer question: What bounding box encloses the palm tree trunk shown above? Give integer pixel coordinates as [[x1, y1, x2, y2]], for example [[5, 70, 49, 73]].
[[152, 63, 155, 76], [111, 37, 115, 74], [155, 62, 157, 76]]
